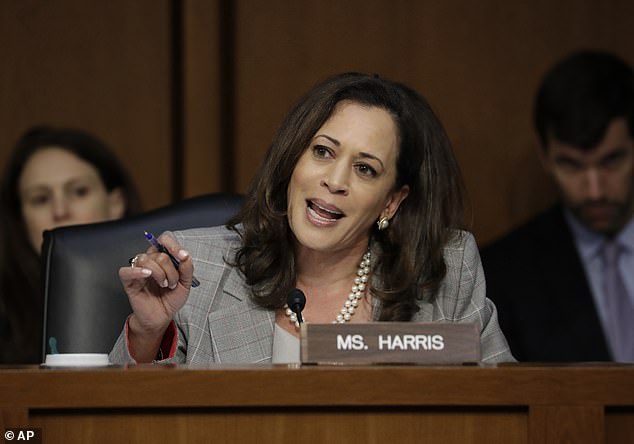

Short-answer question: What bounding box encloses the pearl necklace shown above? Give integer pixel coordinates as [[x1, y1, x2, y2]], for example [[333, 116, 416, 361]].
[[285, 250, 371, 327]]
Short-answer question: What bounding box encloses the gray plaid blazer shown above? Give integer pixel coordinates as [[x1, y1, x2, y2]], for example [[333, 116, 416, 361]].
[[110, 226, 514, 364]]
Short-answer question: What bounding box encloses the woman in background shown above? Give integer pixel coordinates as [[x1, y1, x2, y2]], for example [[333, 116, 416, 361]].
[[0, 126, 142, 364]]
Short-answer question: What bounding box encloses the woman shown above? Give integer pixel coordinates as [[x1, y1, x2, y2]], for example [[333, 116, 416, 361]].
[[112, 73, 513, 364], [0, 126, 142, 364]]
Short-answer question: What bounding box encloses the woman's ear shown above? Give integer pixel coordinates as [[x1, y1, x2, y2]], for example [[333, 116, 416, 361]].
[[383, 184, 410, 219], [107, 188, 126, 220]]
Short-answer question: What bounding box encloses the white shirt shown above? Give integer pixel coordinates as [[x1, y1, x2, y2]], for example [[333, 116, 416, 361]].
[[272, 323, 300, 364]]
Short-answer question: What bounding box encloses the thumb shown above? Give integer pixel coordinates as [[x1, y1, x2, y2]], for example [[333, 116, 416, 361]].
[[174, 249, 195, 288]]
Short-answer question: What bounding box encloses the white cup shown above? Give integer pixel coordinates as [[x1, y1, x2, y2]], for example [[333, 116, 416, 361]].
[[44, 353, 110, 367]]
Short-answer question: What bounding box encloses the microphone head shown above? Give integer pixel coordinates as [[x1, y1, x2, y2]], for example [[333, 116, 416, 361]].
[[286, 288, 306, 311]]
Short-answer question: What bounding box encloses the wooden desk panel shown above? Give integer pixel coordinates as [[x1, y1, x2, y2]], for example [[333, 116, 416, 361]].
[[29, 408, 527, 444], [1, 364, 633, 444]]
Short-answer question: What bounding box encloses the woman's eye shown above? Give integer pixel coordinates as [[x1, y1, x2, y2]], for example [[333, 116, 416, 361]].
[[72, 185, 91, 198], [29, 195, 50, 206], [356, 163, 377, 177], [313, 145, 332, 158]]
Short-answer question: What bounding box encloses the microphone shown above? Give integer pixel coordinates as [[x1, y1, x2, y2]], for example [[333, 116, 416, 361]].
[[286, 288, 306, 325]]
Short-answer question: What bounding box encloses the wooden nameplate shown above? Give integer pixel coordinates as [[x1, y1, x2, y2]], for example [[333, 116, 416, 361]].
[[300, 322, 480, 365]]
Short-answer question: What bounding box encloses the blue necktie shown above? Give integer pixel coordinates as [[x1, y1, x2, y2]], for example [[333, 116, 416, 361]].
[[602, 241, 634, 362]]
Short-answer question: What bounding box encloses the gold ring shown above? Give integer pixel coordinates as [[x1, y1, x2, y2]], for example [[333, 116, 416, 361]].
[[129, 255, 141, 268]]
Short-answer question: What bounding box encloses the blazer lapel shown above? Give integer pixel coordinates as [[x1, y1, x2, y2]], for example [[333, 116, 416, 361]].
[[206, 267, 275, 363]]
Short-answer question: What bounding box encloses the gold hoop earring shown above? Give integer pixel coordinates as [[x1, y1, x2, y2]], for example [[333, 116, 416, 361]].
[[377, 216, 390, 231]]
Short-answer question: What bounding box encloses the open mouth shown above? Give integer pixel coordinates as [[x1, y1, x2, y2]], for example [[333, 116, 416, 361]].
[[307, 199, 344, 221]]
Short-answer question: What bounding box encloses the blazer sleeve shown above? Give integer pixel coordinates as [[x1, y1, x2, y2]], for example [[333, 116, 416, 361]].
[[109, 316, 187, 365], [443, 231, 516, 363]]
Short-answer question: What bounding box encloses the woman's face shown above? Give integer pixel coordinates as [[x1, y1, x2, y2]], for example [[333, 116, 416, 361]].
[[287, 101, 409, 256], [18, 147, 125, 252]]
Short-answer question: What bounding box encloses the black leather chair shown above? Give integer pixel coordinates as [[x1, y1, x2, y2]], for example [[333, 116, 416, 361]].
[[41, 193, 242, 359]]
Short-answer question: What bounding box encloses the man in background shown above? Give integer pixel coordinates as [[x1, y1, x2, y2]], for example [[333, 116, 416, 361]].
[[481, 50, 634, 362]]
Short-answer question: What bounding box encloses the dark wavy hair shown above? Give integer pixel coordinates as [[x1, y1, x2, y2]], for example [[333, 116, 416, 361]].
[[228, 72, 466, 321], [0, 126, 142, 364], [534, 50, 634, 151]]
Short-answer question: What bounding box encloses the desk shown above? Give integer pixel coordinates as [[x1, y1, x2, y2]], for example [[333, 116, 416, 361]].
[[1, 364, 633, 443]]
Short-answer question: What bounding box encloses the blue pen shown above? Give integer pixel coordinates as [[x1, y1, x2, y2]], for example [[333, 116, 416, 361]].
[[144, 231, 200, 288]]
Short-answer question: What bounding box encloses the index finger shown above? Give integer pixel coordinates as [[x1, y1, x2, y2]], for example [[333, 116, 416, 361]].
[[156, 232, 183, 255]]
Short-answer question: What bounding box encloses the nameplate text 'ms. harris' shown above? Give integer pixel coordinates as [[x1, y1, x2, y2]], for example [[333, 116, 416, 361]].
[[300, 322, 480, 365]]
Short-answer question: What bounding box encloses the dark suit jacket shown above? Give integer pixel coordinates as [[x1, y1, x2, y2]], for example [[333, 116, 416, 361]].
[[480, 204, 612, 362]]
